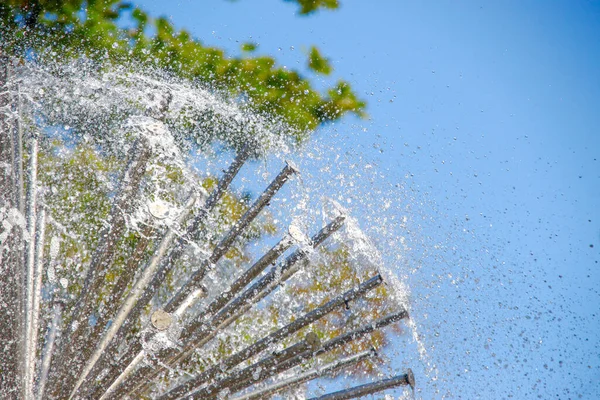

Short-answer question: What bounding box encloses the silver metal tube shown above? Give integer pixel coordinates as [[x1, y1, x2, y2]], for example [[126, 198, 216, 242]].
[[23, 132, 38, 400], [69, 194, 196, 399], [0, 63, 25, 397], [27, 206, 46, 398], [81, 341, 144, 400], [76, 149, 252, 399], [185, 215, 345, 342], [0, 56, 13, 195], [228, 349, 377, 400], [109, 163, 299, 398], [98, 351, 146, 400], [177, 332, 321, 400], [316, 309, 409, 356], [164, 161, 298, 315], [190, 227, 299, 329], [122, 218, 344, 397], [159, 275, 383, 400], [12, 84, 24, 213], [35, 301, 63, 400], [34, 222, 63, 400], [225, 309, 409, 396], [66, 137, 151, 337], [307, 371, 415, 400], [46, 137, 153, 399], [92, 223, 154, 337], [185, 144, 251, 243]]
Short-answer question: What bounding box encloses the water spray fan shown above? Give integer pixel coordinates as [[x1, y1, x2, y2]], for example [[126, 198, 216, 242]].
[[0, 58, 414, 399]]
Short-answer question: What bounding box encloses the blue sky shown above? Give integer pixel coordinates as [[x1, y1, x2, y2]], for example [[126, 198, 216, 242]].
[[134, 1, 600, 398]]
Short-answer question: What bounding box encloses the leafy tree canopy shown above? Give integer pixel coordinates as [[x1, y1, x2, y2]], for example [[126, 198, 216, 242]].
[[0, 0, 365, 139]]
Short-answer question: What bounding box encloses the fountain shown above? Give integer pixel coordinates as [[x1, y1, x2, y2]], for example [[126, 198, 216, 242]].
[[0, 57, 414, 399]]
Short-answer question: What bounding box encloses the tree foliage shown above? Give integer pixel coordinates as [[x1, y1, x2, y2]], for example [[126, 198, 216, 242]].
[[0, 0, 365, 138]]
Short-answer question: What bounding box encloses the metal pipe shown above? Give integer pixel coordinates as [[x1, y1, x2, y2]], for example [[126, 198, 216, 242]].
[[225, 309, 409, 396], [191, 225, 301, 328], [69, 194, 196, 399], [66, 137, 151, 337], [0, 64, 25, 398], [164, 332, 321, 400], [122, 218, 344, 397], [185, 215, 345, 342], [247, 213, 346, 303], [46, 137, 153, 398], [101, 163, 300, 398], [93, 223, 155, 335], [0, 56, 13, 197], [191, 310, 411, 399], [98, 350, 146, 400], [34, 226, 64, 400], [315, 309, 409, 356], [185, 145, 252, 244], [75, 149, 252, 399], [228, 349, 377, 400], [307, 371, 415, 400], [23, 132, 38, 400], [12, 84, 24, 213], [87, 161, 298, 399], [158, 275, 383, 400], [164, 161, 298, 315], [27, 206, 46, 398], [83, 341, 144, 400], [113, 299, 248, 399], [132, 296, 257, 398], [0, 57, 23, 395], [35, 301, 63, 400]]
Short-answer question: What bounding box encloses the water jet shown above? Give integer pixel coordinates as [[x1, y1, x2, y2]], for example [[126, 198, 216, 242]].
[[1, 59, 414, 400]]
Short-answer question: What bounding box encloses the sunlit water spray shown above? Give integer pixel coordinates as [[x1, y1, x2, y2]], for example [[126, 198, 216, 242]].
[[288, 133, 445, 398], [2, 59, 424, 399]]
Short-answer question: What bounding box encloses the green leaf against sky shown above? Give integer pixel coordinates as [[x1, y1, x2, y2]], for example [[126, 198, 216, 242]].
[[308, 45, 333, 75], [240, 42, 258, 52], [288, 0, 340, 15]]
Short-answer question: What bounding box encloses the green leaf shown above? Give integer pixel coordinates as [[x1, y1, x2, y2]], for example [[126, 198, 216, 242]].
[[308, 45, 332, 75], [241, 42, 258, 52], [290, 0, 340, 15]]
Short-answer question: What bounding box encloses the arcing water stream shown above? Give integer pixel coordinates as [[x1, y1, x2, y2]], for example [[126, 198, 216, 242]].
[[0, 59, 425, 399]]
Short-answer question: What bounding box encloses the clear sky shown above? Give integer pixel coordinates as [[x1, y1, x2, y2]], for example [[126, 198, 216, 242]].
[[133, 1, 600, 398]]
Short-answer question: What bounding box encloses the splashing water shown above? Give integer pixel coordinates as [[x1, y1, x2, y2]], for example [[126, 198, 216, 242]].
[[0, 59, 424, 399]]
